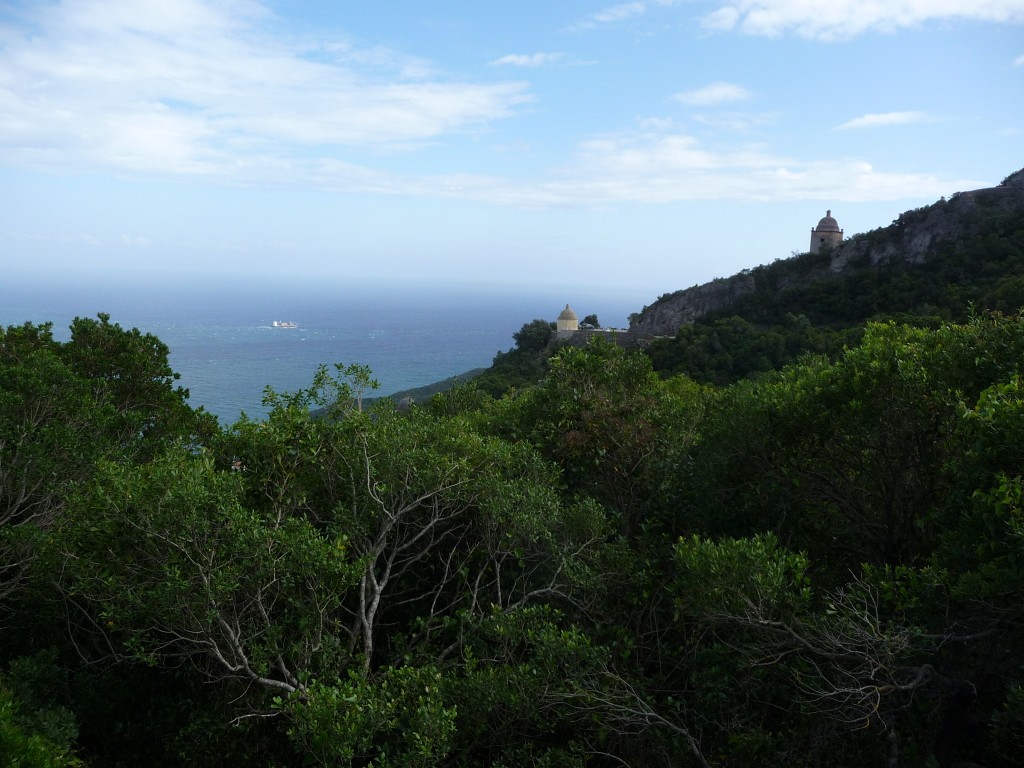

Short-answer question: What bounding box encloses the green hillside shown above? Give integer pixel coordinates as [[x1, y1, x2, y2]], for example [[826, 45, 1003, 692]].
[[644, 170, 1024, 384], [461, 171, 1024, 397]]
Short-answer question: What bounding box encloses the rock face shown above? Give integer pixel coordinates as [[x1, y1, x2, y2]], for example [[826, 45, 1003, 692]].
[[630, 274, 756, 338], [832, 175, 1024, 272], [629, 169, 1024, 338]]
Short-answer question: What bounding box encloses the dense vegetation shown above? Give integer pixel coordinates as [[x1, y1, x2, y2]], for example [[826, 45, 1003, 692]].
[[4, 181, 1024, 765], [645, 189, 1024, 385], [4, 300, 1024, 766]]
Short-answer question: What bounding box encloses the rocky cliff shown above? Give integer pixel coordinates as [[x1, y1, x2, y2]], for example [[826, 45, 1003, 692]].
[[628, 274, 756, 338], [629, 168, 1024, 338]]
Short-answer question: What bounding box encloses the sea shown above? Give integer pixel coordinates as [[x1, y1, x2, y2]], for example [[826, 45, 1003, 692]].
[[1, 272, 646, 424]]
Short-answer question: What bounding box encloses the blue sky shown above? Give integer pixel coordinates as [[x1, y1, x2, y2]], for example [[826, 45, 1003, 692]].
[[1, 0, 1022, 301]]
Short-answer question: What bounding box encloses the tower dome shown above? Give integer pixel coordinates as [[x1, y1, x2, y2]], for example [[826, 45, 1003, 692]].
[[809, 209, 843, 254], [816, 210, 841, 232], [556, 304, 579, 335]]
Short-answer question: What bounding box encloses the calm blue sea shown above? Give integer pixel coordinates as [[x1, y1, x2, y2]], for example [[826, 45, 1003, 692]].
[[1, 272, 645, 424]]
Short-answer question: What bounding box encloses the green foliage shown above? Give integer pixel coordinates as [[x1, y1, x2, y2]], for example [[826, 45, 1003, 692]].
[[50, 361, 614, 764], [0, 330, 106, 602], [688, 315, 1024, 576], [427, 381, 494, 419], [4, 651, 79, 751], [62, 444, 360, 695], [647, 313, 861, 385], [264, 361, 379, 419], [513, 319, 555, 353], [486, 337, 703, 539], [474, 319, 559, 397], [61, 313, 216, 448], [12, 277, 1024, 765], [669, 313, 1024, 766], [0, 673, 83, 768], [1, 315, 216, 608], [674, 533, 811, 619], [287, 666, 457, 767]]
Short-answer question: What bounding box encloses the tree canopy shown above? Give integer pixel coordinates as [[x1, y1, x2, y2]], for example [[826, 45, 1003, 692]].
[[4, 297, 1024, 766]]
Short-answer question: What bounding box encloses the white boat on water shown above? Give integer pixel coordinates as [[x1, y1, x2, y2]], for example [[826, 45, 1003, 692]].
[[272, 320, 298, 328]]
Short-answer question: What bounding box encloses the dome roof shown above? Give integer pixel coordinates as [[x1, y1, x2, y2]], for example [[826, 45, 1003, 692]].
[[815, 209, 841, 232], [558, 304, 578, 321]]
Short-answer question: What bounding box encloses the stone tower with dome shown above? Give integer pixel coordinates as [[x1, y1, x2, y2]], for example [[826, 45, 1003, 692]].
[[556, 304, 579, 339], [809, 210, 843, 254]]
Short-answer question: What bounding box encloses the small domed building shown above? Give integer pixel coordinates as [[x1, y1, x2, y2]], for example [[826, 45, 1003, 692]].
[[556, 304, 579, 339], [809, 210, 843, 254]]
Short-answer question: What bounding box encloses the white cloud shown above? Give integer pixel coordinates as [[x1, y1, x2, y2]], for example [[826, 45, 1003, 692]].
[[120, 234, 152, 248], [834, 111, 932, 130], [383, 127, 978, 207], [594, 2, 648, 23], [637, 117, 676, 131], [0, 0, 531, 180], [702, 0, 1024, 41], [693, 111, 778, 133], [0, 1, 984, 212], [674, 82, 752, 107], [545, 131, 978, 203], [177, 117, 968, 208], [1014, 53, 1024, 66], [572, 0, 679, 30], [489, 52, 563, 67]]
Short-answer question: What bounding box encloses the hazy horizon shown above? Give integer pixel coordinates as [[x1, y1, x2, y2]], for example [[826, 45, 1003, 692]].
[[2, 1, 1021, 296]]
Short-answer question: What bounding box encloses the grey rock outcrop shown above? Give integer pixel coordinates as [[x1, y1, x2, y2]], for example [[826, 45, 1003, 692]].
[[630, 274, 756, 338], [832, 172, 1024, 271]]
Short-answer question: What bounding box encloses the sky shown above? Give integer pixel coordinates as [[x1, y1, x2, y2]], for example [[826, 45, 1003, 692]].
[[1, 0, 1022, 303]]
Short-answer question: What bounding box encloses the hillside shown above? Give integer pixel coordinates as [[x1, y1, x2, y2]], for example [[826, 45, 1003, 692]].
[[631, 168, 1024, 384], [632, 168, 1024, 337], [368, 368, 486, 408], [379, 168, 1024, 399]]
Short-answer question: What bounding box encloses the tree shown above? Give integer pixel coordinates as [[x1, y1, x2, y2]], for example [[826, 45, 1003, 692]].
[[0, 323, 114, 603], [491, 337, 701, 539], [60, 365, 610, 764], [674, 314, 1024, 766], [474, 320, 558, 396], [1, 316, 218, 607], [512, 319, 554, 353], [63, 446, 358, 697], [688, 316, 1024, 574], [0, 676, 83, 768], [61, 313, 216, 450], [671, 534, 962, 766]]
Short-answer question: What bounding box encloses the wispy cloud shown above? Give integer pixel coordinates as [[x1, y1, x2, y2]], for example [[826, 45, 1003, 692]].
[[835, 111, 932, 130], [0, 0, 531, 180], [571, 0, 679, 30], [120, 234, 152, 248], [383, 126, 978, 207], [594, 2, 648, 23], [0, 0, 979, 211], [674, 82, 751, 107], [1014, 53, 1024, 66], [702, 0, 1024, 41], [489, 52, 563, 67], [693, 111, 777, 133]]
